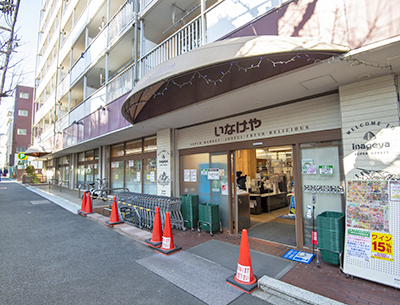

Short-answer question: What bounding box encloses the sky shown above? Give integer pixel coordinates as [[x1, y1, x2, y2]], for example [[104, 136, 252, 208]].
[[0, 0, 41, 135]]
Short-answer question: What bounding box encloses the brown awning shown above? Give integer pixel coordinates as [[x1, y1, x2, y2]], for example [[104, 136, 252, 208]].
[[122, 35, 350, 124]]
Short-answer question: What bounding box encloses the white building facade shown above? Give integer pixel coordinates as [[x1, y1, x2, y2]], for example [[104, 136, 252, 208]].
[[32, 0, 400, 267]]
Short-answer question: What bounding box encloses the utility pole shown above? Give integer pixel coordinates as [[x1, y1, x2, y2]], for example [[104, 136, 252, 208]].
[[0, 0, 20, 102]]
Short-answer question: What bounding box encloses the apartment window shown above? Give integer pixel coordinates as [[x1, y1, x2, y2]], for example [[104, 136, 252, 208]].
[[16, 146, 26, 153], [19, 92, 30, 99], [17, 129, 27, 135], [18, 110, 28, 116]]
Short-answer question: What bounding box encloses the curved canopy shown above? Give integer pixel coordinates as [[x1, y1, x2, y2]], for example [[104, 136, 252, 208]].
[[25, 144, 52, 157], [122, 35, 350, 124]]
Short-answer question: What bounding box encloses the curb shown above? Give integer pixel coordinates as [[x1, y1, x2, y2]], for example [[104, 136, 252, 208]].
[[257, 275, 345, 305]]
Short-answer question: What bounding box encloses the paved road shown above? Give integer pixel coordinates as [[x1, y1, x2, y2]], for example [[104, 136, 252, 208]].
[[0, 179, 269, 305]]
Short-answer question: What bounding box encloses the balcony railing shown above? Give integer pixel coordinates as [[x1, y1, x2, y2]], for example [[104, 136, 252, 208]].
[[107, 65, 134, 102], [140, 15, 202, 77], [108, 1, 135, 44]]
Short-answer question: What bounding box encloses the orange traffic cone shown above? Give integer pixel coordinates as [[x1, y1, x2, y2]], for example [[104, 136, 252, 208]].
[[78, 191, 87, 215], [105, 197, 124, 226], [145, 206, 163, 248], [81, 191, 94, 216], [226, 229, 257, 293], [155, 211, 182, 255]]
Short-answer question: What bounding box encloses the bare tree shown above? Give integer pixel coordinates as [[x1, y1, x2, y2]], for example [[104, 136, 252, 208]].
[[0, 0, 20, 102]]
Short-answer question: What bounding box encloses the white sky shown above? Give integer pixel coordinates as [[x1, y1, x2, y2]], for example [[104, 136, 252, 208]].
[[0, 0, 41, 135]]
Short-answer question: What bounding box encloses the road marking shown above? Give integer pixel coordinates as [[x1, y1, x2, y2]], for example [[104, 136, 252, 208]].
[[30, 200, 51, 205]]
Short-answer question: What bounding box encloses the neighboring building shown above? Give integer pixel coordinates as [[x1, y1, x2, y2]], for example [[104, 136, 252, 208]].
[[31, 0, 400, 284], [6, 86, 37, 180]]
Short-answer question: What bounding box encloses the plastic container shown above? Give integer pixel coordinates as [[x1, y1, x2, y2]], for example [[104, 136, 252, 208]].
[[317, 211, 345, 252], [180, 194, 199, 230], [320, 249, 340, 265], [198, 203, 220, 233]]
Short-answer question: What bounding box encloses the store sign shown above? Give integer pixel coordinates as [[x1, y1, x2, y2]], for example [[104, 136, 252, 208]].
[[371, 232, 393, 261], [17, 152, 28, 160], [207, 168, 220, 180], [346, 121, 397, 157]]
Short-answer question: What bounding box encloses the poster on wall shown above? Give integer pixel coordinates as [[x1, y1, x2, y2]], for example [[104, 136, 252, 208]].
[[345, 228, 371, 262], [190, 169, 197, 182], [208, 168, 220, 180], [302, 159, 316, 174], [389, 180, 400, 201], [184, 169, 190, 182], [221, 182, 228, 195]]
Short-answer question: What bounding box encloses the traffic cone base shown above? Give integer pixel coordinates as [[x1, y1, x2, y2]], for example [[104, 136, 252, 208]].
[[144, 238, 162, 248], [154, 211, 181, 255], [226, 274, 258, 294], [105, 219, 124, 227], [154, 244, 182, 256]]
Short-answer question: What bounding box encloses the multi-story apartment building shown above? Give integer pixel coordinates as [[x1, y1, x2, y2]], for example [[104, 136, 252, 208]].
[[6, 85, 35, 180], [31, 0, 400, 286]]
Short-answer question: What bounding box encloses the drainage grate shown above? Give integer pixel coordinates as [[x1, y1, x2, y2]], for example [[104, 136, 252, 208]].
[[30, 200, 51, 205]]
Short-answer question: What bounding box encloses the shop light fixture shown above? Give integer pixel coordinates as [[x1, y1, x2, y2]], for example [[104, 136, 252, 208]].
[[268, 147, 292, 152]]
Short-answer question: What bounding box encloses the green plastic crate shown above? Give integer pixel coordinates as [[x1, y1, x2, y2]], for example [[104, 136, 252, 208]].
[[320, 249, 340, 265], [317, 211, 345, 252], [180, 195, 199, 229], [199, 203, 219, 232]]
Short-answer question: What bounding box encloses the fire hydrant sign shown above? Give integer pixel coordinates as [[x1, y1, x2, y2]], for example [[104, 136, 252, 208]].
[[371, 232, 393, 261]]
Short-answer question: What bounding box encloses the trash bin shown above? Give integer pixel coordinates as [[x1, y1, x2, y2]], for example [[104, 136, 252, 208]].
[[317, 211, 345, 265], [180, 194, 199, 230], [198, 203, 221, 236]]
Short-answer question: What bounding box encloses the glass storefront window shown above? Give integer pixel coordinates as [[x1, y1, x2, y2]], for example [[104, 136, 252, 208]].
[[143, 158, 157, 194], [125, 159, 142, 192], [94, 149, 99, 160], [126, 140, 142, 155], [111, 144, 125, 157], [85, 164, 94, 185], [144, 137, 157, 153], [111, 160, 124, 189], [78, 153, 85, 162], [86, 150, 94, 161], [78, 165, 85, 188], [300, 141, 344, 247]]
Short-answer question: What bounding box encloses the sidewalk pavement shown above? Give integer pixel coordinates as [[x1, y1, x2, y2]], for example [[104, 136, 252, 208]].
[[23, 182, 400, 305]]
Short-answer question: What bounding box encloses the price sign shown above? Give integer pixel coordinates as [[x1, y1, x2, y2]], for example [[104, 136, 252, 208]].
[[371, 232, 393, 261]]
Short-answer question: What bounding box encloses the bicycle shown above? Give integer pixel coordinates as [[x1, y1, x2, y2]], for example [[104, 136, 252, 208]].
[[88, 178, 108, 202]]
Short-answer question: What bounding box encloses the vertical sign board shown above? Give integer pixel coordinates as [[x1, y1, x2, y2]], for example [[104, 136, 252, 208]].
[[157, 130, 172, 197], [342, 126, 400, 288]]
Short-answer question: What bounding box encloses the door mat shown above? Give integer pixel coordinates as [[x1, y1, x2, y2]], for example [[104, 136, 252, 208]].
[[187, 240, 296, 280], [282, 249, 315, 264], [279, 214, 295, 219], [247, 221, 296, 246]]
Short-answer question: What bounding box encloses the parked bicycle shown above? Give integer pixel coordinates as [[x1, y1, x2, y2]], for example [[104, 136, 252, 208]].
[[88, 178, 108, 201]]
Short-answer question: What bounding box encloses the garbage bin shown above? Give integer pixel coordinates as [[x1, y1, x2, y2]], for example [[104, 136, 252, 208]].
[[317, 211, 345, 265], [180, 194, 199, 230], [198, 203, 221, 236]]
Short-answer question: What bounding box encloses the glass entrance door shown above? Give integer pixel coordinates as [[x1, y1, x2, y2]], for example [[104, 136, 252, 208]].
[[180, 152, 229, 230]]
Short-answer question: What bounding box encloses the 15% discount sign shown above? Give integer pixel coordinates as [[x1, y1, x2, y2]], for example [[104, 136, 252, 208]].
[[371, 232, 393, 261]]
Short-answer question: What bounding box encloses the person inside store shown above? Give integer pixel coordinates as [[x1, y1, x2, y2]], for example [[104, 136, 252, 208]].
[[236, 171, 246, 190]]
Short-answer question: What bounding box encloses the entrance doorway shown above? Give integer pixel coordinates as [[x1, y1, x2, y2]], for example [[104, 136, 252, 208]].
[[235, 146, 296, 246]]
